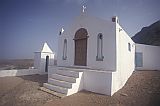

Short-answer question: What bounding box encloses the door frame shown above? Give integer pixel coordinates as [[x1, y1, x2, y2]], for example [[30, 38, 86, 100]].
[[74, 28, 88, 66]]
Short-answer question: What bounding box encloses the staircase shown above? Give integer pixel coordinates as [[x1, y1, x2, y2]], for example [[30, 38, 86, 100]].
[[41, 67, 84, 97]]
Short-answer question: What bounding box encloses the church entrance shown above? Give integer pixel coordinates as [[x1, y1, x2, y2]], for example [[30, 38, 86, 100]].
[[45, 56, 49, 72], [74, 28, 88, 66]]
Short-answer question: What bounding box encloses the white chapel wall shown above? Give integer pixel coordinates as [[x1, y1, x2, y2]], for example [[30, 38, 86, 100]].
[[111, 23, 135, 95], [135, 44, 160, 70], [83, 70, 112, 95], [57, 15, 117, 71]]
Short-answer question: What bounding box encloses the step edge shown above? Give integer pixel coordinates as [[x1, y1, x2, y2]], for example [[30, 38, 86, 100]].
[[52, 73, 77, 79], [57, 70, 80, 74], [49, 78, 74, 84], [44, 83, 68, 90], [39, 87, 66, 98], [55, 72, 78, 78], [44, 83, 68, 94], [48, 81, 72, 89]]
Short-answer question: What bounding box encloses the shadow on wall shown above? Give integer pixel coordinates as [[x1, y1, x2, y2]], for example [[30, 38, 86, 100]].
[[54, 60, 57, 66]]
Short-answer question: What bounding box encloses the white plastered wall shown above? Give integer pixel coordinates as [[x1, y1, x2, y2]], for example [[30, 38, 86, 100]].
[[111, 22, 135, 95], [135, 44, 160, 70], [34, 52, 41, 69], [57, 14, 116, 71], [83, 70, 112, 95], [40, 52, 54, 72], [34, 52, 54, 72]]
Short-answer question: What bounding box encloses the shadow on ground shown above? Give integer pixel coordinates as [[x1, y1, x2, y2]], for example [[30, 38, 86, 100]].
[[18, 74, 48, 86]]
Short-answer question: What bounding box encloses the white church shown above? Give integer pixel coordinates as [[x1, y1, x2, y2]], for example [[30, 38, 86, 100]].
[[35, 7, 160, 97]]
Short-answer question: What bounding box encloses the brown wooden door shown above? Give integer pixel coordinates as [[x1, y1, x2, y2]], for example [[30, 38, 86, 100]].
[[74, 28, 88, 66], [74, 39, 87, 66]]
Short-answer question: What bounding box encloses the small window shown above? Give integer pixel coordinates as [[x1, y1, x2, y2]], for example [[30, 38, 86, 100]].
[[96, 33, 104, 61], [135, 52, 143, 67], [62, 39, 67, 60], [128, 43, 131, 52]]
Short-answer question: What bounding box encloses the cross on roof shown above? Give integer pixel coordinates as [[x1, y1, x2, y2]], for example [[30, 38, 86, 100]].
[[82, 6, 86, 13]]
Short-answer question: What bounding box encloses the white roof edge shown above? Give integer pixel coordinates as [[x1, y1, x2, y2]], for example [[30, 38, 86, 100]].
[[41, 42, 53, 53]]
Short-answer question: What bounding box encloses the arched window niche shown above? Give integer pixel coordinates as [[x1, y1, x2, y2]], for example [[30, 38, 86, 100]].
[[96, 33, 104, 61], [62, 39, 67, 60], [128, 43, 131, 52]]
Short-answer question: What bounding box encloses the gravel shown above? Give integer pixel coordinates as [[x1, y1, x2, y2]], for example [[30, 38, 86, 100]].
[[44, 71, 160, 106]]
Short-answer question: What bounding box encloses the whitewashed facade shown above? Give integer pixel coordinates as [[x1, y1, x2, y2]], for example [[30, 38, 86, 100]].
[[135, 44, 160, 70], [43, 12, 135, 96]]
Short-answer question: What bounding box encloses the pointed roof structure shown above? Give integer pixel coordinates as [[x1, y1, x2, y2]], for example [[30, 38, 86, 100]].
[[41, 42, 53, 53]]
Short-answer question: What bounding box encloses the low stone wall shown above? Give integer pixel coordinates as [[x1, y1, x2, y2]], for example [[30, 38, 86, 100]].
[[0, 69, 47, 77]]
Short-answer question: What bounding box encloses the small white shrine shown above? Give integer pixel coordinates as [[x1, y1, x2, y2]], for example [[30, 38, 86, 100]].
[[34, 42, 55, 73]]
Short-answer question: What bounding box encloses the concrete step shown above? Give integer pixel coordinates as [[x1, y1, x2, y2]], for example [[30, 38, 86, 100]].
[[51, 74, 76, 83], [43, 83, 68, 94], [48, 78, 72, 88], [39, 87, 66, 98], [42, 68, 84, 96], [58, 67, 84, 72], [56, 70, 79, 78]]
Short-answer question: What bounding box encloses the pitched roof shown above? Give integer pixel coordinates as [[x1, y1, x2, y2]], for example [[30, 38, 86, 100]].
[[41, 42, 53, 53]]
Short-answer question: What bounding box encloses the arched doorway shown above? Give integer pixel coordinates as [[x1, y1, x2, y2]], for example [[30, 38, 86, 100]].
[[74, 28, 88, 66], [45, 56, 49, 72]]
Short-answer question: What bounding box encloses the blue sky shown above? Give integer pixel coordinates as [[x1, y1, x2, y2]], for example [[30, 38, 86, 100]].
[[0, 0, 160, 59]]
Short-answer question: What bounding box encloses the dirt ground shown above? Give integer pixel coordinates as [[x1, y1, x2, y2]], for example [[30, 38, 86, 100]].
[[44, 70, 160, 106], [0, 71, 160, 106], [0, 59, 159, 106], [0, 74, 58, 106]]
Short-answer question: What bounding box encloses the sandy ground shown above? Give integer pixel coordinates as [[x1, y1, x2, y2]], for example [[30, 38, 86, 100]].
[[0, 74, 58, 106], [0, 60, 160, 106], [0, 59, 34, 70], [0, 71, 160, 106]]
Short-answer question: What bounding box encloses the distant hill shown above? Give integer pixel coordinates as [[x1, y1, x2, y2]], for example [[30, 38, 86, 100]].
[[132, 20, 160, 46]]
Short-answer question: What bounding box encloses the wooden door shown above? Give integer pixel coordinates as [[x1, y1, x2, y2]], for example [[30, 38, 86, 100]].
[[75, 39, 87, 66], [74, 28, 88, 66]]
